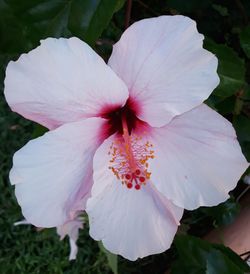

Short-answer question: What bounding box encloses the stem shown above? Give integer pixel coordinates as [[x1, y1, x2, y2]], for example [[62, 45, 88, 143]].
[[125, 0, 132, 29], [233, 88, 244, 124], [236, 185, 250, 202]]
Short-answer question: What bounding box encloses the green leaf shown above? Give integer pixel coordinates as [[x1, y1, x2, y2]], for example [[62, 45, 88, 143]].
[[213, 244, 250, 271], [241, 85, 250, 100], [114, 0, 125, 12], [205, 250, 243, 274], [234, 115, 250, 143], [4, 0, 71, 44], [199, 198, 240, 227], [205, 95, 235, 115], [32, 124, 48, 139], [4, 0, 124, 46], [212, 4, 229, 17], [204, 39, 246, 97], [0, 1, 30, 53], [240, 26, 250, 58], [234, 114, 250, 161], [171, 235, 250, 274], [186, 198, 240, 229], [98, 241, 118, 274], [68, 0, 125, 46]]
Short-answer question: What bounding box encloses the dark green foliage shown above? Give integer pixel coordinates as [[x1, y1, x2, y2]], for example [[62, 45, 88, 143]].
[[235, 114, 250, 160], [172, 235, 250, 274], [1, 0, 125, 47], [204, 39, 246, 98], [240, 26, 250, 58], [187, 198, 241, 229], [167, 0, 212, 13], [69, 0, 125, 45], [201, 198, 240, 227]]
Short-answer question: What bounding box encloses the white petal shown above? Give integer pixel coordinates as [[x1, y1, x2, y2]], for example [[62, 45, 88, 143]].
[[86, 136, 183, 261], [11, 117, 107, 227], [5, 37, 128, 129], [243, 175, 250, 185], [109, 16, 219, 127], [148, 104, 249, 209], [57, 217, 83, 260], [14, 219, 30, 226], [69, 238, 78, 260]]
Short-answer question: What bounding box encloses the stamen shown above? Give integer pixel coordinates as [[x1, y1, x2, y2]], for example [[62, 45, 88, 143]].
[[108, 114, 154, 190]]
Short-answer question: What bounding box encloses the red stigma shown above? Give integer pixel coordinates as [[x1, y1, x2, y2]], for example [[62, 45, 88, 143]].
[[139, 177, 145, 183], [135, 184, 141, 190], [127, 182, 133, 189], [125, 174, 131, 180]]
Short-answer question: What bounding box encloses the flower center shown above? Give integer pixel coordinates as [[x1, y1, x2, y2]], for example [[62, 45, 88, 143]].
[[108, 112, 154, 190], [100, 97, 139, 135]]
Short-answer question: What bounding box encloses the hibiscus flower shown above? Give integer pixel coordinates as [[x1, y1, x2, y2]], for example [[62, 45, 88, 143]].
[[4, 15, 248, 261]]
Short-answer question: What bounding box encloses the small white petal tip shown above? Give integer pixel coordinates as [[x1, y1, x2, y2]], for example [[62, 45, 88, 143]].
[[14, 219, 30, 226], [243, 175, 250, 185]]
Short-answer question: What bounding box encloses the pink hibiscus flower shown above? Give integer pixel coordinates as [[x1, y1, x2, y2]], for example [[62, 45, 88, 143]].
[[4, 15, 248, 261]]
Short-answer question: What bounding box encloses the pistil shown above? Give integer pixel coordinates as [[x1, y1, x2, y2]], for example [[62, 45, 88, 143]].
[[121, 113, 138, 172], [108, 113, 154, 190]]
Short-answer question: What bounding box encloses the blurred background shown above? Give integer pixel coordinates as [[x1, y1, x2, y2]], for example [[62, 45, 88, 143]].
[[0, 0, 250, 273]]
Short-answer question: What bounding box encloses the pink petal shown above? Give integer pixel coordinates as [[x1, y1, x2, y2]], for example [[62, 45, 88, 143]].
[[86, 136, 183, 261], [108, 16, 219, 127], [10, 117, 107, 227], [4, 38, 128, 129], [148, 104, 249, 209]]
